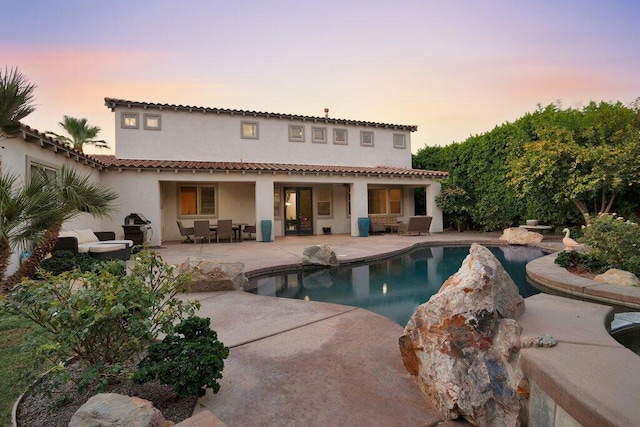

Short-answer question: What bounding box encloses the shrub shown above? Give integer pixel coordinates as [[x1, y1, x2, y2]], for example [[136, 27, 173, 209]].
[[1, 249, 199, 392], [554, 250, 609, 273], [134, 316, 229, 397], [34, 251, 125, 277], [581, 213, 640, 276]]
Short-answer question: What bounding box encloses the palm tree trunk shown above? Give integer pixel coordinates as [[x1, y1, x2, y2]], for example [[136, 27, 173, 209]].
[[4, 225, 62, 288], [0, 238, 13, 292]]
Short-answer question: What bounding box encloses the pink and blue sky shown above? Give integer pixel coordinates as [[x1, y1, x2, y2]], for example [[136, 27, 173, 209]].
[[2, 0, 639, 154]]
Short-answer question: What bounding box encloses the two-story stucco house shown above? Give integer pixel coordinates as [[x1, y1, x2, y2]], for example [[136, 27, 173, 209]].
[[3, 98, 446, 275]]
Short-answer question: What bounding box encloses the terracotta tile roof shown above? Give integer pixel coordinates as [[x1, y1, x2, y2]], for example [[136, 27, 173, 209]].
[[18, 125, 105, 169], [92, 155, 448, 178], [104, 98, 418, 132]]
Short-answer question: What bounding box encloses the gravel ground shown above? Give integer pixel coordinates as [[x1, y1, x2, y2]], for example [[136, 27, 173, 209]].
[[15, 362, 196, 426]]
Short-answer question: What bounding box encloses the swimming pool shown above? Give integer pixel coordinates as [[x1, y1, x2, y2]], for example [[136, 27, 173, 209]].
[[247, 245, 545, 325]]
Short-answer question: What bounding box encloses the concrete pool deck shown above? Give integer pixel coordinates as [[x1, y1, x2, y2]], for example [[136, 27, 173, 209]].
[[153, 232, 640, 426]]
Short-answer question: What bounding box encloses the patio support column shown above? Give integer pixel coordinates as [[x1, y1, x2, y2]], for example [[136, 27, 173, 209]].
[[255, 178, 275, 241], [426, 182, 443, 232], [350, 181, 368, 237]]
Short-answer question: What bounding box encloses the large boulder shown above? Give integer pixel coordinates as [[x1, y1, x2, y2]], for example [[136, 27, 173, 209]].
[[594, 268, 640, 287], [69, 393, 165, 427], [399, 243, 529, 426], [181, 258, 248, 291], [302, 243, 338, 267], [500, 228, 543, 245]]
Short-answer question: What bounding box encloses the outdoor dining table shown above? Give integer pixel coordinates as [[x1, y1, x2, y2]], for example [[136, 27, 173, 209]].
[[209, 223, 248, 241]]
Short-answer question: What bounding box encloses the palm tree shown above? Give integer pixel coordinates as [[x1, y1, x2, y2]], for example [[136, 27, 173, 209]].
[[0, 66, 36, 140], [2, 165, 118, 289], [47, 116, 109, 153]]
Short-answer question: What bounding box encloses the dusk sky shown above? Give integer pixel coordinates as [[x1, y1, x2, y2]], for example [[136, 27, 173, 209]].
[[2, 0, 639, 155]]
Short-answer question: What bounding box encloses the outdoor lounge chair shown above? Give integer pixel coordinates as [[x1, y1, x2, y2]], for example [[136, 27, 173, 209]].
[[176, 221, 194, 243], [216, 219, 234, 243], [399, 216, 432, 236], [193, 220, 212, 243]]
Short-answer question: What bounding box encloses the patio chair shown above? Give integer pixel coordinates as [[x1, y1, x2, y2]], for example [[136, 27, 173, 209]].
[[216, 219, 234, 243], [243, 224, 257, 240], [176, 221, 194, 243], [399, 216, 432, 236], [193, 220, 212, 243]]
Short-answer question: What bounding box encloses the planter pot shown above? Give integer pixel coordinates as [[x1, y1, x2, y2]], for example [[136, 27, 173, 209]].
[[526, 219, 539, 226], [322, 227, 331, 235]]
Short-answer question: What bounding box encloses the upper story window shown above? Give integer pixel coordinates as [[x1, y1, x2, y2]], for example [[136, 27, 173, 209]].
[[360, 130, 374, 147], [179, 185, 216, 217], [241, 121, 259, 139], [333, 128, 348, 145], [144, 113, 161, 130], [312, 127, 327, 144], [393, 133, 406, 149], [289, 125, 305, 142], [121, 113, 139, 129], [28, 157, 57, 182]]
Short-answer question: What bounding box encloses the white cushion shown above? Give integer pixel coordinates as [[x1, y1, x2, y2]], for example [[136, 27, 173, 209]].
[[77, 243, 93, 253], [59, 230, 80, 240], [75, 229, 99, 244], [107, 240, 134, 247], [88, 243, 126, 253]]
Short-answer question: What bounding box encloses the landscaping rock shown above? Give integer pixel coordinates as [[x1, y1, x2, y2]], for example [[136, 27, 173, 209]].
[[594, 269, 640, 287], [181, 258, 248, 291], [500, 227, 543, 245], [399, 243, 527, 426], [69, 393, 166, 427], [302, 243, 338, 267]]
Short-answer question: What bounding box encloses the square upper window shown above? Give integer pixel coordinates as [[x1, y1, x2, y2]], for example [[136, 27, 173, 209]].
[[312, 127, 327, 144], [289, 125, 305, 142], [393, 133, 406, 149], [360, 131, 374, 147], [121, 113, 139, 129], [333, 128, 348, 145], [144, 113, 161, 130], [241, 121, 259, 139]]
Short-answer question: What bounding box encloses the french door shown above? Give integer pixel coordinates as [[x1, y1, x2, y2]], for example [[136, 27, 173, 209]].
[[284, 187, 313, 235]]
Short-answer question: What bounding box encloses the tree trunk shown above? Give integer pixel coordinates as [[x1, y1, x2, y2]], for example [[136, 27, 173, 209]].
[[0, 239, 13, 292], [571, 198, 590, 222], [4, 225, 62, 288]]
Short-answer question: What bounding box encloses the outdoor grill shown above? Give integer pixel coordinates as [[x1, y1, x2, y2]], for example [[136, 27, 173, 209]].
[[122, 213, 152, 246]]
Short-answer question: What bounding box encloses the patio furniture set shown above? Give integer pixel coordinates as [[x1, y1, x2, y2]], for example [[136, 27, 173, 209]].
[[369, 215, 433, 236], [177, 221, 255, 243]]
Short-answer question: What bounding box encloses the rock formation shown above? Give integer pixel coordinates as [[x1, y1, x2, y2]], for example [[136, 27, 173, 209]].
[[69, 393, 165, 427], [399, 243, 539, 426], [302, 243, 339, 267], [181, 258, 248, 291], [594, 268, 640, 287], [500, 227, 543, 245]]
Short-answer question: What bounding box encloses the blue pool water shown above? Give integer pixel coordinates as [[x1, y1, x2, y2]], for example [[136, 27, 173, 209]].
[[247, 245, 544, 326]]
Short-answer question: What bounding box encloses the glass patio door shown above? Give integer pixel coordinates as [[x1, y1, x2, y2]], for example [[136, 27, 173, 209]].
[[284, 187, 313, 235]]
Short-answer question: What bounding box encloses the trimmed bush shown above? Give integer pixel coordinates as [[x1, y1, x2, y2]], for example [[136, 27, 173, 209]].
[[581, 214, 640, 276], [135, 316, 229, 397]]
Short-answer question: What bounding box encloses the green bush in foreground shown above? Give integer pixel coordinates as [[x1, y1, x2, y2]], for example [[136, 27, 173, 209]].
[[34, 250, 125, 277], [581, 213, 640, 276], [1, 249, 199, 393], [135, 316, 229, 397]]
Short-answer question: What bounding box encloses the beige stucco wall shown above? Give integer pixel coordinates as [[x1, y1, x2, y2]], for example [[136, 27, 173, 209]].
[[112, 107, 413, 168]]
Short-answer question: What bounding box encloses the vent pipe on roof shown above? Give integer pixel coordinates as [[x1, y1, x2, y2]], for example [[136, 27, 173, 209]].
[[324, 108, 329, 118]]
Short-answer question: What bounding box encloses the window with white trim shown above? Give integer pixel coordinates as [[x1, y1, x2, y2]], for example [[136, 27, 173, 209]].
[[317, 186, 332, 216], [144, 113, 161, 130], [121, 113, 139, 129], [28, 157, 57, 182], [312, 127, 327, 144], [179, 185, 216, 216], [360, 130, 374, 147], [333, 128, 348, 145], [289, 125, 304, 142], [241, 121, 259, 139], [393, 133, 406, 149]]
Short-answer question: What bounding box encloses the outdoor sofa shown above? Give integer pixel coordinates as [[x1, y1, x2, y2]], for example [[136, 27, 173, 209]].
[[54, 229, 133, 260]]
